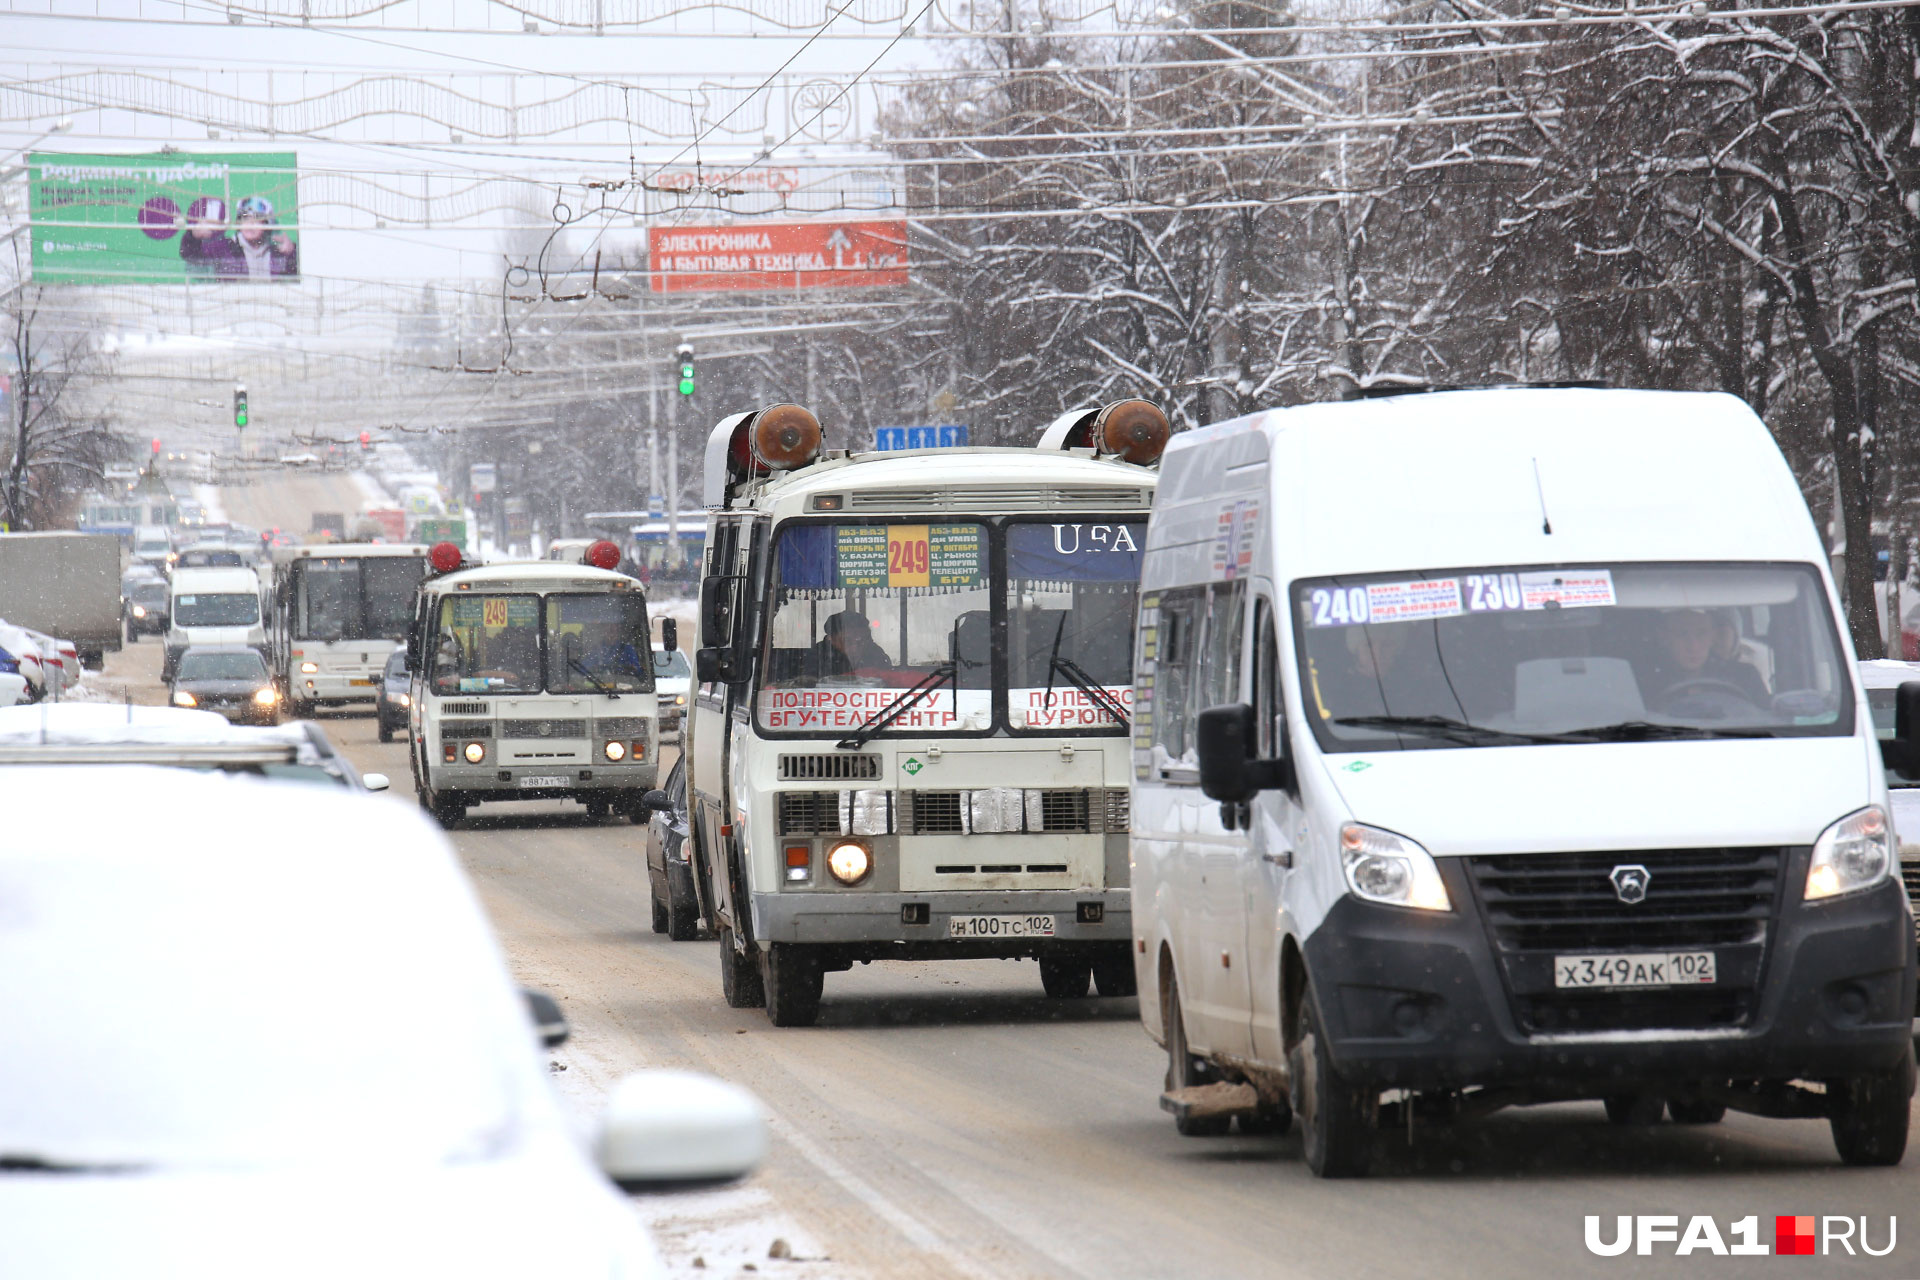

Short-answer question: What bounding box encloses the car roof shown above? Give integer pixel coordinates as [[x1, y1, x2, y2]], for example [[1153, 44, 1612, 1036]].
[[0, 706, 359, 781], [180, 643, 265, 656], [1856, 659, 1920, 690]]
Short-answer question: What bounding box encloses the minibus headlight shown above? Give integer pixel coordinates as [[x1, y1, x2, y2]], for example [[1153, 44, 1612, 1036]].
[[171, 690, 196, 707], [826, 841, 872, 886], [604, 740, 627, 762], [252, 687, 278, 706], [299, 661, 319, 674], [1805, 806, 1891, 901], [1339, 823, 1451, 912], [674, 694, 687, 706], [463, 741, 486, 765]]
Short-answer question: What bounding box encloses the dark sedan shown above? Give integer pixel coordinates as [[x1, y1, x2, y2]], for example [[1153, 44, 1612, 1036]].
[[123, 577, 171, 639], [169, 645, 281, 725], [645, 756, 701, 940], [376, 649, 409, 743]]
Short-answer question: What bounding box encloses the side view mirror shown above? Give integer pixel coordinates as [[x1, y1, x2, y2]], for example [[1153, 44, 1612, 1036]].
[[641, 788, 674, 813], [522, 988, 569, 1049], [596, 1069, 767, 1190], [1196, 702, 1290, 802], [1884, 681, 1920, 780], [696, 646, 731, 685], [361, 772, 390, 792], [660, 617, 678, 652], [699, 575, 739, 648]]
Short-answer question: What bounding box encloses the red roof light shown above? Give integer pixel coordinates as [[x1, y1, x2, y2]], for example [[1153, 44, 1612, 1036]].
[[428, 541, 464, 573], [586, 540, 622, 571]]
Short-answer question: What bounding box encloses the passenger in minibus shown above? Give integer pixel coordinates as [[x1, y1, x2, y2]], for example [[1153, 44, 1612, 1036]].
[[811, 610, 894, 676], [1307, 622, 1462, 723]]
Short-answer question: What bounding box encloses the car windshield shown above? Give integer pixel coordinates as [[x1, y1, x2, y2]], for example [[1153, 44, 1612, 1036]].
[[177, 652, 267, 681], [1295, 562, 1851, 751], [178, 549, 244, 567], [130, 582, 168, 605], [433, 594, 541, 694], [652, 648, 692, 679], [384, 650, 408, 678], [172, 592, 258, 627], [1004, 520, 1143, 733], [759, 521, 991, 734], [545, 593, 653, 694]]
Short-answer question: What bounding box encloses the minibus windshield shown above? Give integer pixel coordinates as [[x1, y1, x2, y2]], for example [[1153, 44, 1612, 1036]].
[[173, 593, 259, 627], [1293, 562, 1852, 751], [432, 594, 542, 694], [546, 594, 653, 694]]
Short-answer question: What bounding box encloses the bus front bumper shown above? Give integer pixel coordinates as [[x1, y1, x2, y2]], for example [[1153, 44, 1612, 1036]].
[[750, 888, 1131, 960], [429, 761, 659, 798]]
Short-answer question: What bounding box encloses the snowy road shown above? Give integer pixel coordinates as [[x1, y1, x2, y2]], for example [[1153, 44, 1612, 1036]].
[[97, 638, 1920, 1279]]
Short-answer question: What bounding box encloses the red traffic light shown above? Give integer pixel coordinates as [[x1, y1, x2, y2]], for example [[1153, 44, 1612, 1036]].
[[428, 541, 464, 574], [150, 438, 162, 454], [359, 431, 371, 449], [586, 540, 622, 571]]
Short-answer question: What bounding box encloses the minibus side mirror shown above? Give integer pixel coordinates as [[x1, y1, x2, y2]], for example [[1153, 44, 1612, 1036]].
[[696, 646, 731, 684], [1197, 702, 1292, 803], [660, 617, 678, 653], [1887, 681, 1920, 780]]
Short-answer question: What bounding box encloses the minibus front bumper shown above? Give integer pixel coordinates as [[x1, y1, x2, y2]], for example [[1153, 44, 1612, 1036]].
[[1303, 854, 1916, 1092], [750, 888, 1131, 961]]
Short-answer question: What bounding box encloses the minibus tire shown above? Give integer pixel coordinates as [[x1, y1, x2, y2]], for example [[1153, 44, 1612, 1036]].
[[1289, 997, 1376, 1177], [719, 924, 766, 1009], [1666, 1097, 1726, 1125], [1092, 953, 1137, 998], [1828, 1043, 1915, 1166], [1603, 1094, 1666, 1126], [650, 893, 668, 934], [763, 944, 824, 1027], [667, 897, 700, 942], [1039, 957, 1092, 999], [1164, 973, 1229, 1136], [430, 792, 465, 829], [585, 799, 611, 822]]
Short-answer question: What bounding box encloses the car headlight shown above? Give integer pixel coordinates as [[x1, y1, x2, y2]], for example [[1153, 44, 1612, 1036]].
[[397, 692, 410, 708], [299, 661, 319, 674], [463, 741, 486, 764], [253, 687, 278, 705], [604, 739, 627, 762], [826, 840, 872, 885], [674, 694, 686, 706], [132, 604, 147, 618], [1339, 822, 1452, 912], [171, 690, 196, 707], [1806, 806, 1892, 901]]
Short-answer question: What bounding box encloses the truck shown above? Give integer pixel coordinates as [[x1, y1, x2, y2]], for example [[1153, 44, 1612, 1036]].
[[310, 512, 346, 539], [0, 533, 125, 669]]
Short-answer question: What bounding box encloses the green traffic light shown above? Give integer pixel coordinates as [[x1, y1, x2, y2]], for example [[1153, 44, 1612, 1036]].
[[678, 377, 695, 396]]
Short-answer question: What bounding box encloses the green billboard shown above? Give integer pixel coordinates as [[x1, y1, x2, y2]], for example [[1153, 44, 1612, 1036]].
[[29, 152, 301, 284]]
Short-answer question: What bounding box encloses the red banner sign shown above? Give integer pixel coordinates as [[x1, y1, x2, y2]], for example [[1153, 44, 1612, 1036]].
[[648, 219, 909, 294]]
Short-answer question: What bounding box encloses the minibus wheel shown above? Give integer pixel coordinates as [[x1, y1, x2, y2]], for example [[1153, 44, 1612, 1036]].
[[763, 944, 824, 1027], [430, 793, 465, 829], [1828, 1042, 1916, 1166], [1039, 957, 1092, 999], [650, 892, 669, 934], [1666, 1096, 1726, 1125], [1164, 973, 1229, 1136], [1603, 1094, 1666, 1126], [1289, 996, 1376, 1177], [719, 924, 766, 1009]]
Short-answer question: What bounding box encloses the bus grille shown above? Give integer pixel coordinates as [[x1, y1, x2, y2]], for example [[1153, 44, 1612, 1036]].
[[907, 791, 966, 834], [779, 753, 881, 781], [501, 718, 587, 739], [439, 719, 492, 739], [441, 701, 489, 715], [778, 792, 842, 836], [595, 717, 647, 738]]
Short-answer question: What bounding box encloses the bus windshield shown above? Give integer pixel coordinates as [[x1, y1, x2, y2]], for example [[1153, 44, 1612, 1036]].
[[433, 594, 542, 694], [295, 556, 425, 642], [546, 594, 653, 694], [1005, 520, 1144, 732]]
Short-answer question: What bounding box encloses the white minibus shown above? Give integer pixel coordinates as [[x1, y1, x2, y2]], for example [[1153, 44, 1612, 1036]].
[[164, 565, 266, 681]]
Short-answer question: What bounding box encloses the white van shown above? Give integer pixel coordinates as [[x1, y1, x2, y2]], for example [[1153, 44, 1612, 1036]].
[[1132, 387, 1918, 1177], [166, 565, 267, 682]]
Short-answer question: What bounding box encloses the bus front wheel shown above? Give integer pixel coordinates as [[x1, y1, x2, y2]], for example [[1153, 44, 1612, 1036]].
[[763, 944, 824, 1027]]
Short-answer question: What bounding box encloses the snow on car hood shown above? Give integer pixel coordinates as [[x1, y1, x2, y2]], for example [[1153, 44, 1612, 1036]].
[[1320, 734, 1878, 856], [0, 1148, 663, 1280]]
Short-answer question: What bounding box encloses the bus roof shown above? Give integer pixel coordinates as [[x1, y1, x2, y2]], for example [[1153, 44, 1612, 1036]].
[[734, 447, 1157, 517], [272, 542, 428, 567], [419, 561, 640, 595]]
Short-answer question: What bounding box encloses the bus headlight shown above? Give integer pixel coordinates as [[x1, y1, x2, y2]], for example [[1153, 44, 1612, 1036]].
[[673, 694, 686, 706], [826, 841, 872, 886], [1339, 823, 1451, 912], [604, 740, 627, 762], [463, 741, 486, 765], [1806, 806, 1891, 901], [252, 687, 278, 706], [299, 661, 319, 674], [172, 690, 196, 707]]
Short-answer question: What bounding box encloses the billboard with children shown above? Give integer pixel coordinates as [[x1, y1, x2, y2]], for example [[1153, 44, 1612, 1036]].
[[28, 152, 300, 284]]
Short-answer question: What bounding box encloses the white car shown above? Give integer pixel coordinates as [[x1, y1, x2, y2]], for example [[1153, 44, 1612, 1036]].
[[0, 767, 767, 1278], [0, 622, 48, 700], [652, 646, 691, 743], [0, 672, 26, 707]]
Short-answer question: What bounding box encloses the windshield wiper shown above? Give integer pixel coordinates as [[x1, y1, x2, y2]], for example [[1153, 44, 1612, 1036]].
[[1559, 720, 1773, 742], [836, 663, 955, 750], [0, 1154, 148, 1176], [567, 654, 619, 699], [1332, 715, 1574, 746], [1047, 656, 1131, 727]]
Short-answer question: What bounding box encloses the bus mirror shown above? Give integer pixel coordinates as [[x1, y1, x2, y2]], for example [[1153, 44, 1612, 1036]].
[[661, 618, 678, 653], [696, 646, 731, 684], [1196, 703, 1259, 802], [700, 576, 739, 647]]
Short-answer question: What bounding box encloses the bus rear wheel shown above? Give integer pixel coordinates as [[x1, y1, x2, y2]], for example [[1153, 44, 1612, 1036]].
[[1040, 957, 1092, 999], [1092, 952, 1137, 998]]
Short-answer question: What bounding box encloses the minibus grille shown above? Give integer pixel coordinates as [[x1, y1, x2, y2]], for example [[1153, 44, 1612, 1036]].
[[778, 792, 842, 836], [595, 717, 647, 738], [439, 719, 492, 740], [779, 753, 881, 781], [501, 718, 587, 739], [907, 791, 966, 834], [441, 701, 489, 715], [1466, 846, 1788, 1035], [1466, 846, 1783, 951], [1036, 790, 1089, 832], [1103, 789, 1131, 833], [1902, 858, 1920, 944]]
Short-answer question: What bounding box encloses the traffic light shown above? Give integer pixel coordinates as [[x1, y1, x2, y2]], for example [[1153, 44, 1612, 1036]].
[[150, 437, 161, 454], [233, 385, 249, 430], [676, 343, 695, 397], [359, 430, 372, 451]]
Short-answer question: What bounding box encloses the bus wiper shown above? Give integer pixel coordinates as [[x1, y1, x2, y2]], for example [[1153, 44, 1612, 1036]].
[[568, 655, 619, 699], [1048, 656, 1130, 727], [0, 1153, 148, 1175], [1332, 715, 1572, 746], [837, 663, 955, 750], [1560, 720, 1773, 742]]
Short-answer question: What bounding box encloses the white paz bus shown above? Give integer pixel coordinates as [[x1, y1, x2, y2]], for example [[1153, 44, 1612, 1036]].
[[687, 400, 1167, 1026], [406, 541, 661, 827], [269, 543, 430, 715]]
